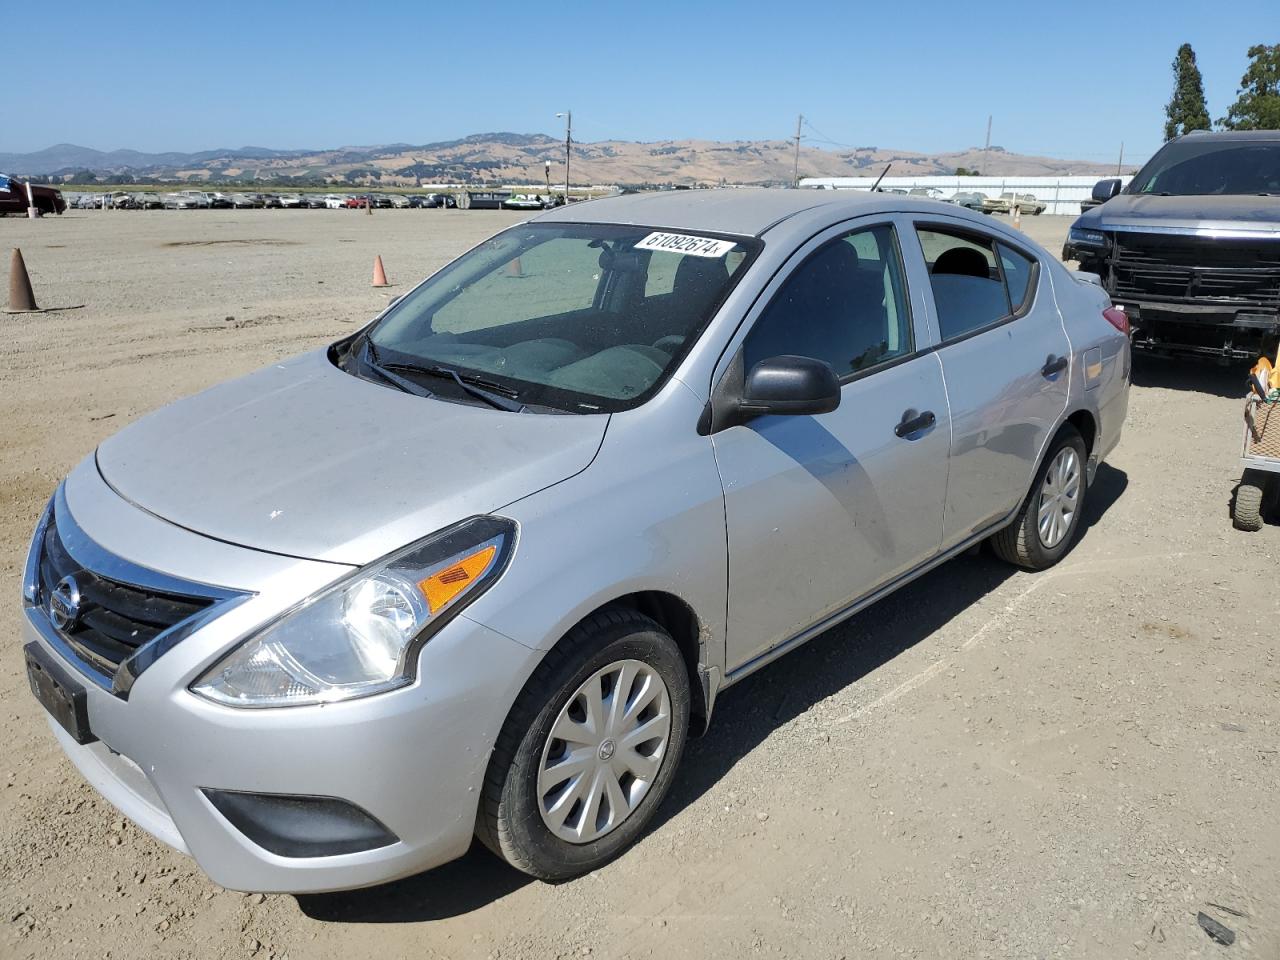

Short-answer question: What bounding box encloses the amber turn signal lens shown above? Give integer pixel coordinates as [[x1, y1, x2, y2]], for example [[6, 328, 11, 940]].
[[419, 544, 497, 614]]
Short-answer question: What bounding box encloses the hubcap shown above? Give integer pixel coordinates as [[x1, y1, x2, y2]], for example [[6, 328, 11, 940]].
[[537, 659, 672, 844], [1037, 447, 1081, 549]]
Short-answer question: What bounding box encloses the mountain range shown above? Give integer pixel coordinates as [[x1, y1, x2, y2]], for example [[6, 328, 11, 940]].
[[0, 134, 1121, 186]]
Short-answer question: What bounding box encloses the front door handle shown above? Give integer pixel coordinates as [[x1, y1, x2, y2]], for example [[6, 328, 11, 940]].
[[1042, 355, 1069, 378], [894, 409, 936, 438]]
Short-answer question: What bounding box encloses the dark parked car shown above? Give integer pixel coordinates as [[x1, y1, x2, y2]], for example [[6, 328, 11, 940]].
[[457, 190, 510, 210], [0, 174, 66, 215], [409, 192, 457, 209], [1063, 130, 1280, 361], [950, 191, 988, 212]]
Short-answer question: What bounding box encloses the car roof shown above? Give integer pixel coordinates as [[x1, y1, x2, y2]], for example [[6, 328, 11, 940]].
[[530, 188, 984, 239], [1176, 129, 1280, 142]]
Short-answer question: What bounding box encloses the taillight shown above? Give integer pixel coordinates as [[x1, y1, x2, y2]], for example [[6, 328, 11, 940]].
[[1103, 305, 1129, 336]]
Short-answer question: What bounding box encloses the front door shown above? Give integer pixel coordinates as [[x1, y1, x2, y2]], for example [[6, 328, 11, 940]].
[[711, 220, 951, 672]]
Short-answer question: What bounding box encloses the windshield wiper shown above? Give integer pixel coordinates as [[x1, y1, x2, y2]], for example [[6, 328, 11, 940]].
[[387, 362, 527, 413], [359, 341, 434, 399]]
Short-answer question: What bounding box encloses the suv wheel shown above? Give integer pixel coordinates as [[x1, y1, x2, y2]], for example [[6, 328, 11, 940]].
[[477, 608, 690, 880], [992, 425, 1088, 570]]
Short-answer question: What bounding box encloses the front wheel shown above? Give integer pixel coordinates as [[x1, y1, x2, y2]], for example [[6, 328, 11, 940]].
[[477, 608, 690, 880], [991, 425, 1088, 569]]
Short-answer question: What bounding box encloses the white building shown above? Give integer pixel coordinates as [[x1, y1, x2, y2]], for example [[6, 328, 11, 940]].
[[798, 175, 1134, 216]]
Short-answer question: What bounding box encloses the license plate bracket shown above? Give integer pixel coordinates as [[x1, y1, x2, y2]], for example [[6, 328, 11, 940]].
[[24, 642, 97, 745]]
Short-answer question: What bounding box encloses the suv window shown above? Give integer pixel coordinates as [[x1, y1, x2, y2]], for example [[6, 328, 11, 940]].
[[743, 224, 912, 379], [917, 228, 1035, 341], [1129, 138, 1280, 197]]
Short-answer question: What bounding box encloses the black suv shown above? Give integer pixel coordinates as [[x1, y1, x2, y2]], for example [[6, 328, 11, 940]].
[[1063, 130, 1280, 361]]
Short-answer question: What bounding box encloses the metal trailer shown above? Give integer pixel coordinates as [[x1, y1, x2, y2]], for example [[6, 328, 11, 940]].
[[1236, 398, 1280, 530]]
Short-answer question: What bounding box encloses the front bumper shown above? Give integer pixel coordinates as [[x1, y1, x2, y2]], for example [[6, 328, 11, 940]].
[[25, 602, 536, 893], [22, 463, 541, 893]]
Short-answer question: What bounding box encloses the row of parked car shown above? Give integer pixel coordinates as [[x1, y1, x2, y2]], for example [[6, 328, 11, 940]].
[[71, 190, 469, 211], [876, 186, 1046, 215]]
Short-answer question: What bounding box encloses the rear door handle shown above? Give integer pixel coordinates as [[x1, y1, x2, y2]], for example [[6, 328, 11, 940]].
[[894, 409, 936, 438], [1042, 355, 1069, 378]]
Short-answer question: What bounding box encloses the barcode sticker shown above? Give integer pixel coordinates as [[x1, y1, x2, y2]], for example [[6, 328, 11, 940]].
[[635, 232, 737, 258]]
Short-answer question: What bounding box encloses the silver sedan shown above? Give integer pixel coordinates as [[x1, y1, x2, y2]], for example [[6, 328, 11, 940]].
[[21, 190, 1129, 892]]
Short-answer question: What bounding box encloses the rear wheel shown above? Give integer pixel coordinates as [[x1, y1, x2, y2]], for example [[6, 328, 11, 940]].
[[477, 608, 690, 880], [1233, 471, 1266, 532], [992, 425, 1088, 569]]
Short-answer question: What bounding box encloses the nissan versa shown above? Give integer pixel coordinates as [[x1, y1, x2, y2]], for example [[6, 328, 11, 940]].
[[22, 191, 1129, 892]]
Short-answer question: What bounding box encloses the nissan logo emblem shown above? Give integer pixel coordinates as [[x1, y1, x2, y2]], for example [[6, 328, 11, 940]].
[[49, 575, 83, 631]]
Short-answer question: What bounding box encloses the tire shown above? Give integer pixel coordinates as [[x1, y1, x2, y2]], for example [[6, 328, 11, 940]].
[[991, 425, 1088, 570], [477, 607, 690, 880], [1233, 472, 1266, 532]]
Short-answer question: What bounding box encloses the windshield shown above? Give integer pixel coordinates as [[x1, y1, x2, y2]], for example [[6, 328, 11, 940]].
[[363, 222, 758, 412], [1129, 138, 1280, 197]]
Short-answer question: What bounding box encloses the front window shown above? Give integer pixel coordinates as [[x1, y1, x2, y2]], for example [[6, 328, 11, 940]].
[[743, 224, 913, 379], [361, 222, 758, 412], [1129, 138, 1280, 197]]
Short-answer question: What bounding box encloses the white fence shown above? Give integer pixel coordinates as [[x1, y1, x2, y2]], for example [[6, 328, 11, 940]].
[[797, 175, 1134, 216]]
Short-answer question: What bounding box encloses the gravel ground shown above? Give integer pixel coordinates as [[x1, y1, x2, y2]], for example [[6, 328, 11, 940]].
[[1, 209, 1276, 960]]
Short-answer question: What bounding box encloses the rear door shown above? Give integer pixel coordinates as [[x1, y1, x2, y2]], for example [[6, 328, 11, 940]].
[[906, 219, 1071, 549], [711, 218, 950, 671]]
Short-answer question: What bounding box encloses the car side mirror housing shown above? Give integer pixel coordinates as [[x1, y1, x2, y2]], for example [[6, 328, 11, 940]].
[[1092, 178, 1122, 202], [740, 355, 841, 418]]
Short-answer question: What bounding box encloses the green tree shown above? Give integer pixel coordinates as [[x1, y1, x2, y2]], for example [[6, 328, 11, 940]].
[[1164, 43, 1211, 140], [1220, 43, 1280, 130]]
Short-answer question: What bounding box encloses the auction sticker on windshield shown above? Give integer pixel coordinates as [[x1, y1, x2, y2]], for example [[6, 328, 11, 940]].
[[636, 232, 738, 258]]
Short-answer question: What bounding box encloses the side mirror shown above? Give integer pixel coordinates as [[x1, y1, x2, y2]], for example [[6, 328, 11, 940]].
[[1091, 178, 1122, 202], [740, 355, 841, 418]]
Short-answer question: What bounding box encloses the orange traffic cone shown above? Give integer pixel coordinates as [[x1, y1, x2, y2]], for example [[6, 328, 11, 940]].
[[371, 255, 389, 287], [7, 248, 38, 312], [506, 256, 523, 278]]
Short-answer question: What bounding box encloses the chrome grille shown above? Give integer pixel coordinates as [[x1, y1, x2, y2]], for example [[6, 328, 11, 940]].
[[34, 503, 215, 684]]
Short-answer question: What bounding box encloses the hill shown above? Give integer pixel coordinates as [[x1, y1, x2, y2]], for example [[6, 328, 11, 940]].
[[0, 134, 1119, 186]]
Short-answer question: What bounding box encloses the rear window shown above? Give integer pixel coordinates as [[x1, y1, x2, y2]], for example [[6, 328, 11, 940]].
[[917, 228, 1038, 342]]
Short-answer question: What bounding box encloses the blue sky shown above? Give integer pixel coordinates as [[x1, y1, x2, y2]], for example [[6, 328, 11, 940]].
[[5, 0, 1271, 165]]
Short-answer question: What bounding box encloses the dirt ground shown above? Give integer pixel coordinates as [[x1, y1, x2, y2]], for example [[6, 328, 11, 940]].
[[1, 208, 1277, 960]]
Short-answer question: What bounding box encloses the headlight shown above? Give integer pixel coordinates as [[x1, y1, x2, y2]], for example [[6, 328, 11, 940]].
[[191, 516, 516, 708], [1068, 227, 1107, 247]]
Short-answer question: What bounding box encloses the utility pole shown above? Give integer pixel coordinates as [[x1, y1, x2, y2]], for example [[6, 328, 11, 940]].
[[1116, 141, 1125, 176], [982, 114, 992, 176], [792, 113, 803, 187], [556, 111, 572, 203]]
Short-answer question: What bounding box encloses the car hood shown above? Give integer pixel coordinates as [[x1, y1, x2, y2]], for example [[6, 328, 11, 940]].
[[95, 349, 609, 565], [1079, 194, 1280, 236]]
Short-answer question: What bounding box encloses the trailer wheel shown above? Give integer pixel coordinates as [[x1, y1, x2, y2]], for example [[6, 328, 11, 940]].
[[1233, 472, 1266, 532]]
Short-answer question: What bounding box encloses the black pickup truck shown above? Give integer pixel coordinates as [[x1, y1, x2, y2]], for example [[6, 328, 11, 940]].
[[1062, 131, 1280, 362]]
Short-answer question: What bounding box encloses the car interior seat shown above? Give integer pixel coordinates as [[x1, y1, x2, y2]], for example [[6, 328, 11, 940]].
[[929, 244, 1010, 339]]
